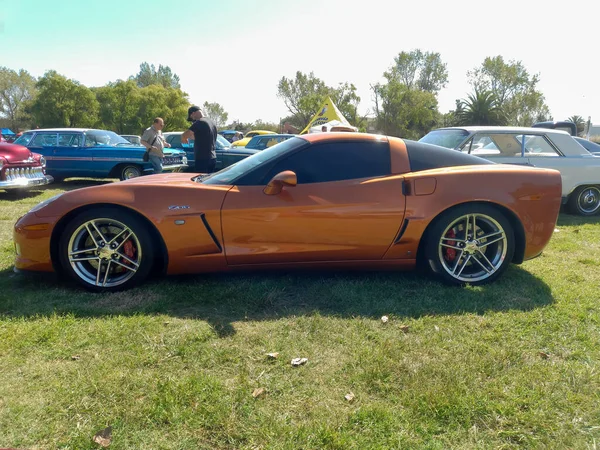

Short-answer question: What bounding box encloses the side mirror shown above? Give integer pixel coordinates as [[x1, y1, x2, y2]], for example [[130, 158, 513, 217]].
[[263, 170, 297, 195]]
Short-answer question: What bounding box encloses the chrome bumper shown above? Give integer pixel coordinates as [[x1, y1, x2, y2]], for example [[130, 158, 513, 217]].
[[0, 173, 54, 189], [143, 164, 189, 173]]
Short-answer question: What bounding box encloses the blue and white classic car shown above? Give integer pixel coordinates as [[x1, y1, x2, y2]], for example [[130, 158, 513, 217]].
[[14, 128, 188, 181]]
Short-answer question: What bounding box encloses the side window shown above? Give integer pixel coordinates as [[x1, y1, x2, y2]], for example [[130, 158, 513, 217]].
[[30, 133, 58, 147], [263, 141, 391, 184], [169, 135, 182, 148], [58, 133, 81, 147], [14, 133, 33, 146], [257, 138, 270, 149], [465, 133, 524, 157], [521, 135, 560, 157]]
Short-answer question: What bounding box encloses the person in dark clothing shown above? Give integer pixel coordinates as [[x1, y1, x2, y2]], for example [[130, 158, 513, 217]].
[[181, 105, 218, 173]]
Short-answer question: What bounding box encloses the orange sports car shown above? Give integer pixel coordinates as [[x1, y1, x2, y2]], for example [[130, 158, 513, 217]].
[[13, 133, 562, 292]]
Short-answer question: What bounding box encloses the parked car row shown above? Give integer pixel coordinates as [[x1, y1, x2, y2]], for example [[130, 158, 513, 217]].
[[0, 142, 53, 191]]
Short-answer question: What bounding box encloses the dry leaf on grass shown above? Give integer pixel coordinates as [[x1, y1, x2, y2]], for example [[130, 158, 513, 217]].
[[539, 351, 550, 359], [381, 315, 389, 324], [71, 355, 81, 361], [291, 357, 308, 367], [399, 325, 410, 333], [344, 392, 355, 402], [266, 352, 279, 359], [434, 325, 440, 332], [93, 426, 112, 447], [252, 387, 266, 398]]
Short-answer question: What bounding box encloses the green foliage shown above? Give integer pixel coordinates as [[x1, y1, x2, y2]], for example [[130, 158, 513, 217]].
[[93, 80, 142, 134], [568, 115, 586, 135], [0, 67, 37, 131], [458, 89, 506, 126], [372, 80, 439, 139], [202, 101, 228, 129], [385, 49, 448, 93], [468, 56, 551, 126], [131, 62, 181, 89], [30, 71, 99, 128], [137, 85, 190, 132], [276, 71, 362, 129]]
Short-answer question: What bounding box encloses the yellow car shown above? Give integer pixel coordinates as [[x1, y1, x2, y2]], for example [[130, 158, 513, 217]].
[[231, 130, 276, 148]]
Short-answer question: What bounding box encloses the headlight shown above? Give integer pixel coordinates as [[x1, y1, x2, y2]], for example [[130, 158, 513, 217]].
[[0, 157, 6, 169], [39, 156, 46, 168], [29, 193, 64, 213], [182, 155, 188, 165]]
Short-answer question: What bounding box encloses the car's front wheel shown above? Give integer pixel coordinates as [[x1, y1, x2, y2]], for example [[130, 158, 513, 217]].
[[568, 185, 600, 216], [58, 207, 155, 292], [119, 164, 142, 181], [424, 204, 515, 285]]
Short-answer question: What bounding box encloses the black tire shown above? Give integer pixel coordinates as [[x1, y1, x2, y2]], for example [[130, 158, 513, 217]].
[[424, 204, 515, 286], [119, 165, 142, 181], [58, 207, 155, 292], [567, 185, 600, 216]]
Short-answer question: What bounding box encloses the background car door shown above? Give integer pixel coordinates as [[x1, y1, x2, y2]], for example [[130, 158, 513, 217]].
[[221, 141, 406, 265], [463, 133, 531, 166], [53, 132, 94, 177]]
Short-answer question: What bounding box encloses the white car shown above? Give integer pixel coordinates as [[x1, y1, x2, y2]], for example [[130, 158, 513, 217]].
[[420, 126, 600, 216]]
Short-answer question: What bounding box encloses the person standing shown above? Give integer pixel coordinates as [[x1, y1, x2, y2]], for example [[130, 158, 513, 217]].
[[181, 106, 217, 173], [140, 117, 170, 174]]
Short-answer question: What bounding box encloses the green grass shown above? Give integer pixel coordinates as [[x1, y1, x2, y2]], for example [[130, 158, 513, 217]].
[[1, 181, 600, 449]]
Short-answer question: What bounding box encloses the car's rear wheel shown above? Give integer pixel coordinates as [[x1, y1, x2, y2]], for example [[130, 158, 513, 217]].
[[568, 185, 600, 216], [120, 165, 142, 181], [424, 204, 515, 285], [58, 207, 154, 292]]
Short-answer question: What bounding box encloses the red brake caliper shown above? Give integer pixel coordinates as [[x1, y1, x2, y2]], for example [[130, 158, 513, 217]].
[[444, 229, 457, 262], [123, 240, 136, 262]]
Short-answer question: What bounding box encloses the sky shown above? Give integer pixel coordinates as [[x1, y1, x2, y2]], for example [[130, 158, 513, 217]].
[[1, 0, 599, 126]]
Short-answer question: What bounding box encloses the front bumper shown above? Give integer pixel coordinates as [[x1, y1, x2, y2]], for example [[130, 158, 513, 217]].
[[0, 172, 53, 190], [13, 213, 56, 272]]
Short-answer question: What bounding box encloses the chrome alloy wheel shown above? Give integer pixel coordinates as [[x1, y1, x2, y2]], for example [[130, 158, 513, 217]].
[[577, 186, 600, 215], [122, 165, 141, 180], [67, 218, 142, 288], [438, 213, 508, 283]]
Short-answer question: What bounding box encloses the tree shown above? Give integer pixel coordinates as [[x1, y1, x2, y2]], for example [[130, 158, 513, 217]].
[[568, 115, 586, 136], [136, 85, 189, 132], [30, 71, 99, 128], [277, 71, 365, 129], [385, 50, 448, 94], [94, 80, 142, 134], [0, 67, 37, 130], [468, 56, 551, 126], [372, 79, 439, 139], [131, 62, 181, 89], [457, 89, 506, 126], [202, 102, 228, 129]]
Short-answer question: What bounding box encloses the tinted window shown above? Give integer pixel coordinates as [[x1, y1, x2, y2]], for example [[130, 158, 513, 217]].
[[405, 140, 493, 172], [575, 138, 600, 153], [262, 141, 391, 184], [30, 133, 58, 147]]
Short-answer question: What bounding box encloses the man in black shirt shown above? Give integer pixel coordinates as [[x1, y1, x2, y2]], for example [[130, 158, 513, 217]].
[[181, 105, 218, 173]]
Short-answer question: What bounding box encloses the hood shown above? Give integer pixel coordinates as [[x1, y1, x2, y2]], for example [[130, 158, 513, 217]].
[[118, 172, 199, 186], [0, 142, 34, 162]]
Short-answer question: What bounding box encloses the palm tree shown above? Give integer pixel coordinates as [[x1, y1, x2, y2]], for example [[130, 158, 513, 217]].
[[568, 115, 585, 136], [458, 89, 506, 126]]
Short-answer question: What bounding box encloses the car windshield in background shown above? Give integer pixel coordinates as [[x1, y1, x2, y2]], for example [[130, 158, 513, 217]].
[[202, 137, 305, 185], [84, 130, 132, 147], [420, 129, 469, 149], [217, 134, 231, 149], [13, 133, 33, 146]]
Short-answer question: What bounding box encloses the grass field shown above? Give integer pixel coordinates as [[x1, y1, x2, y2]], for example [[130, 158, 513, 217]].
[[1, 181, 599, 449]]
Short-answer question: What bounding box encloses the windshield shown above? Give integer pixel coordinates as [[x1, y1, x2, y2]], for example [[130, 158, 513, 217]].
[[13, 133, 34, 146], [216, 134, 231, 149], [85, 130, 133, 147], [419, 129, 469, 149], [202, 137, 305, 185]]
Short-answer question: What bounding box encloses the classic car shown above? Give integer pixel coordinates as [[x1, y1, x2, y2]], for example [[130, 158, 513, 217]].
[[13, 128, 187, 181], [420, 126, 600, 216], [218, 130, 239, 143], [0, 142, 53, 191], [231, 130, 277, 148], [245, 134, 294, 150], [163, 132, 258, 170], [14, 133, 562, 292], [574, 137, 600, 156], [120, 134, 142, 145]]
